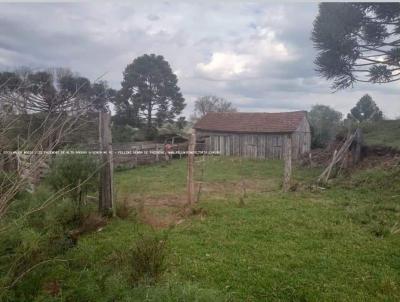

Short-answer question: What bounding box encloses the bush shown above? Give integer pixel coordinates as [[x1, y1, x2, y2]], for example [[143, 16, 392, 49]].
[[0, 185, 101, 300], [46, 154, 99, 218], [0, 211, 70, 299], [130, 233, 168, 285]]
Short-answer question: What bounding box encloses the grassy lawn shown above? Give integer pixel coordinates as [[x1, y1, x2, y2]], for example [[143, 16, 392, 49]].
[[6, 157, 400, 301]]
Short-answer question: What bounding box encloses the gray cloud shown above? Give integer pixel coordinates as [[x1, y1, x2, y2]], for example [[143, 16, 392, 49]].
[[147, 14, 160, 21], [0, 1, 399, 118]]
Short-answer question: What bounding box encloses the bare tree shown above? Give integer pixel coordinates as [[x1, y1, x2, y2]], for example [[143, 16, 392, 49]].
[[191, 95, 237, 121]]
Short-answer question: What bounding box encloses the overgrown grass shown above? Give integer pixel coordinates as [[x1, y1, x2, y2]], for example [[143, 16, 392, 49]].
[[116, 157, 320, 199], [2, 157, 400, 301], [361, 119, 400, 149]]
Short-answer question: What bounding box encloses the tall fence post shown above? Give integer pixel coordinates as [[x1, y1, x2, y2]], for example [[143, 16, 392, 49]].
[[351, 128, 363, 165], [187, 131, 196, 205], [99, 111, 114, 215], [283, 134, 292, 192]]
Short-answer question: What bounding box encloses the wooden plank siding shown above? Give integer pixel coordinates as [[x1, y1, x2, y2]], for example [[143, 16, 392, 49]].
[[196, 117, 311, 160]]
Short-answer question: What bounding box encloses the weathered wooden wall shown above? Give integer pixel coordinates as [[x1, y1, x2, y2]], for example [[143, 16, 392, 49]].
[[196, 117, 311, 160], [291, 116, 311, 159]]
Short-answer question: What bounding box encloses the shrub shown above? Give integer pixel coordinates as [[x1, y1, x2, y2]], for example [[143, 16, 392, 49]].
[[0, 220, 70, 299], [0, 173, 110, 300], [130, 233, 168, 285], [46, 154, 99, 218]]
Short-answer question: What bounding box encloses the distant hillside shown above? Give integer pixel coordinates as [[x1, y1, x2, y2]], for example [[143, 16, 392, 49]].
[[361, 120, 400, 149]]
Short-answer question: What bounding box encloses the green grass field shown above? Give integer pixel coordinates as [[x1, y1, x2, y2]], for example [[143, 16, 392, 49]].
[[4, 158, 400, 301], [361, 119, 400, 149]]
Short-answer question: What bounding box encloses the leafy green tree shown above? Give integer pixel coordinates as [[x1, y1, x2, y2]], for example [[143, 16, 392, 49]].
[[111, 124, 139, 143], [192, 95, 236, 120], [57, 73, 93, 111], [116, 54, 185, 137], [349, 94, 383, 122], [90, 81, 117, 112], [312, 3, 400, 90], [55, 70, 115, 112], [309, 104, 343, 148], [176, 116, 187, 130]]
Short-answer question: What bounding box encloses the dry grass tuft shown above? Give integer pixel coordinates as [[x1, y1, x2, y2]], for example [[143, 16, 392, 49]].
[[115, 197, 134, 219], [130, 233, 168, 284]]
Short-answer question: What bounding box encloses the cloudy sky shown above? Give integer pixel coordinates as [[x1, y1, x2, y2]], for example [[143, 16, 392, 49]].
[[1, 1, 399, 118]]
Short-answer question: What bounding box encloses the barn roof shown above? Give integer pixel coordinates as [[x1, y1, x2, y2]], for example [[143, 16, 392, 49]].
[[193, 111, 307, 134]]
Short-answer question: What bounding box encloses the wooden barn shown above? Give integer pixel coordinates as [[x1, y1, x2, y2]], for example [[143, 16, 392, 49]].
[[194, 111, 311, 160]]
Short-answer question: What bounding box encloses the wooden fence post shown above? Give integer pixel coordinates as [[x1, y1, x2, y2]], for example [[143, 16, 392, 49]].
[[351, 128, 363, 165], [99, 111, 114, 215], [187, 131, 196, 205], [283, 134, 292, 192], [156, 144, 159, 162]]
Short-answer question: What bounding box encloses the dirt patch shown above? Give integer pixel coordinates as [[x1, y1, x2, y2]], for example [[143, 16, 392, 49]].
[[117, 179, 270, 229], [139, 204, 208, 229], [42, 280, 61, 297], [201, 179, 276, 196], [117, 193, 188, 229], [139, 207, 182, 229], [138, 195, 187, 208]]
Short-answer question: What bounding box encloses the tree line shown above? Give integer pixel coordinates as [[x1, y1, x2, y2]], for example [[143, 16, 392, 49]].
[[0, 54, 239, 143], [0, 54, 188, 142], [309, 94, 384, 148]]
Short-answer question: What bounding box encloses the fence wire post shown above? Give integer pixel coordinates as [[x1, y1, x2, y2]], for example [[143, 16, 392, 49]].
[[283, 134, 292, 192], [156, 144, 159, 162], [187, 131, 196, 205], [99, 111, 114, 216]]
